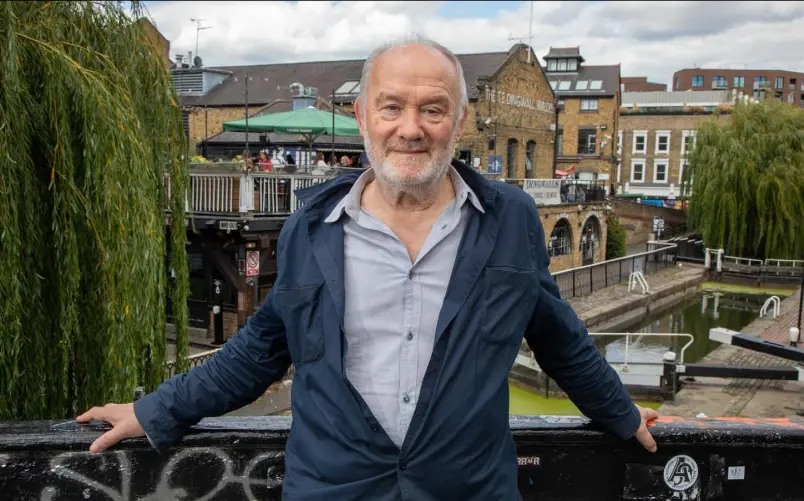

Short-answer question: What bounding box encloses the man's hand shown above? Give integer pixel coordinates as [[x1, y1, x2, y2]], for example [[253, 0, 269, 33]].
[[76, 403, 145, 453], [633, 405, 659, 452]]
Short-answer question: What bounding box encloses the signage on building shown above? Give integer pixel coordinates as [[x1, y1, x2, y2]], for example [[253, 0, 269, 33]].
[[653, 216, 665, 232], [488, 155, 503, 174], [246, 250, 260, 277], [523, 179, 561, 205], [485, 88, 554, 114]]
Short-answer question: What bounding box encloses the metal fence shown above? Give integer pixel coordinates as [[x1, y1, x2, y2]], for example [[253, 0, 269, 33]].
[[165, 349, 221, 379], [551, 242, 678, 298]]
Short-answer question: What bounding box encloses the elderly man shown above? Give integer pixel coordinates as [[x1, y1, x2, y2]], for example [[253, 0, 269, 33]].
[[78, 36, 658, 500]]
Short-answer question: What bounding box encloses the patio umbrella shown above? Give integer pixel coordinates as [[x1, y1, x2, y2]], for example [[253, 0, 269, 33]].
[[223, 106, 362, 162]]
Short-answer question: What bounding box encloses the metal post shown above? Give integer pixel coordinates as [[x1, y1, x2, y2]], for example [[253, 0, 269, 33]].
[[245, 73, 249, 157], [332, 90, 336, 162], [798, 269, 804, 335], [662, 351, 677, 402], [589, 265, 593, 294]]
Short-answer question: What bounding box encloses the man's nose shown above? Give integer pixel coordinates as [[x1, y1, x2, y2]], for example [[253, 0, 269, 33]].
[[397, 108, 425, 142]]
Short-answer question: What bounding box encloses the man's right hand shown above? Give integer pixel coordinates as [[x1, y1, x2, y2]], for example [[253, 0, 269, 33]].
[[76, 403, 145, 453]]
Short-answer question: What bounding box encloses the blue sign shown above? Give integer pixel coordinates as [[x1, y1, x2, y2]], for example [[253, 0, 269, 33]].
[[487, 155, 503, 174]]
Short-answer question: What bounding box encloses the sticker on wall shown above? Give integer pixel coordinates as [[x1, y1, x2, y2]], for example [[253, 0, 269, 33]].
[[727, 466, 745, 480], [663, 455, 699, 491]]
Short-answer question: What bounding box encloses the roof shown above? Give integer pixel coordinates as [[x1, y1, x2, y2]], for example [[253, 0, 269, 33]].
[[547, 64, 620, 97], [621, 90, 732, 107], [202, 130, 365, 147], [544, 47, 583, 60], [179, 50, 509, 108]]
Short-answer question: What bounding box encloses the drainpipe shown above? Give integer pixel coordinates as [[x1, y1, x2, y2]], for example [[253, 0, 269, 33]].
[[552, 97, 560, 179]]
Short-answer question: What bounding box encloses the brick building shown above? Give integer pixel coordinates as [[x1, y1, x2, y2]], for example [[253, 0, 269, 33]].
[[544, 47, 620, 186], [672, 68, 804, 107], [617, 90, 733, 202], [622, 77, 666, 92], [136, 18, 171, 68], [172, 44, 556, 177]]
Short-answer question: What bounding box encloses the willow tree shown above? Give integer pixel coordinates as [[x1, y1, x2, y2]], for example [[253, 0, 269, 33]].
[[0, 1, 189, 420], [685, 100, 804, 260]]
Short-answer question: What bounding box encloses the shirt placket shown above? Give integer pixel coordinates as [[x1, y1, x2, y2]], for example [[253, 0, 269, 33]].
[[397, 264, 420, 442]]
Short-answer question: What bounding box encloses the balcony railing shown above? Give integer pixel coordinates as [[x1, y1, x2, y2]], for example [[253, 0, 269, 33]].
[[165, 164, 363, 217]]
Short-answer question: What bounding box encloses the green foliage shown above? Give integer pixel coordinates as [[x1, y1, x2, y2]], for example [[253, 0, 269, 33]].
[[0, 1, 189, 419], [685, 101, 804, 260], [606, 216, 627, 260]]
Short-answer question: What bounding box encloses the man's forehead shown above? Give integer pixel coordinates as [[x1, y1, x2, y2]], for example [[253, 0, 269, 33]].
[[370, 44, 459, 96]]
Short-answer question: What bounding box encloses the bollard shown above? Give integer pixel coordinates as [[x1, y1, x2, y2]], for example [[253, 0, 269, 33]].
[[134, 386, 144, 401], [662, 351, 678, 402], [704, 248, 711, 269], [716, 249, 724, 273], [790, 327, 800, 348]]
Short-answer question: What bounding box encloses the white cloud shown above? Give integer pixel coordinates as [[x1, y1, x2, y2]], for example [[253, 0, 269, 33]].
[[144, 1, 804, 85]]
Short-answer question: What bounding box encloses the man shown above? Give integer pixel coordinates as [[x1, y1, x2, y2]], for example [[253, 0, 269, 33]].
[[78, 36, 658, 500]]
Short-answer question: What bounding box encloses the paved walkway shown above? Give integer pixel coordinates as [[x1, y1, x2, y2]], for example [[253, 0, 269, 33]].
[[661, 290, 804, 418]]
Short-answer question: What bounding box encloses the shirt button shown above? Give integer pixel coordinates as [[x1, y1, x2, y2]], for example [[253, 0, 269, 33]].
[[406, 332, 413, 341], [371, 425, 379, 432], [400, 463, 407, 471], [402, 394, 411, 404]]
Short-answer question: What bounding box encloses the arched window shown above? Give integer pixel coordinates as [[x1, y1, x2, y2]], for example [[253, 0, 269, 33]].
[[548, 219, 572, 257], [580, 216, 601, 265], [525, 140, 536, 178], [506, 138, 518, 178]]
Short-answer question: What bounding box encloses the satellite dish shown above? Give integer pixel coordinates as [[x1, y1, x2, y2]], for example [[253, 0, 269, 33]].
[[193, 56, 202, 68]]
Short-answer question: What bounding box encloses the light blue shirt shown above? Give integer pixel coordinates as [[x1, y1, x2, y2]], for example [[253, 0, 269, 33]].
[[324, 166, 484, 447]]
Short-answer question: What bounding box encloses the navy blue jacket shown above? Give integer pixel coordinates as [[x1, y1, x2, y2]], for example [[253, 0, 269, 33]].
[[135, 160, 640, 500]]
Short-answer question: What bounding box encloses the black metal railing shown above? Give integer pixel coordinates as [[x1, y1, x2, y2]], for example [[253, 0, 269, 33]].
[[551, 242, 678, 298], [165, 349, 220, 379], [559, 179, 607, 203]]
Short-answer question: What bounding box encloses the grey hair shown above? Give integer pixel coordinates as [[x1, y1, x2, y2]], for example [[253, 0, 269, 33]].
[[357, 34, 468, 122]]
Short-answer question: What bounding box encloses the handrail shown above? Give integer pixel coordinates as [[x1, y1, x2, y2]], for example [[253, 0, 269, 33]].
[[165, 348, 221, 378], [760, 296, 781, 319], [628, 271, 649, 295], [764, 258, 804, 268], [589, 332, 695, 365], [723, 255, 763, 267], [552, 240, 677, 277]]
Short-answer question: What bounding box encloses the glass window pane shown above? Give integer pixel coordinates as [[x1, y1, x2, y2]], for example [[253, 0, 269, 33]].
[[589, 80, 602, 90], [558, 59, 568, 71], [567, 59, 577, 71], [550, 80, 558, 90], [576, 80, 588, 90], [558, 81, 571, 90], [547, 60, 557, 71]]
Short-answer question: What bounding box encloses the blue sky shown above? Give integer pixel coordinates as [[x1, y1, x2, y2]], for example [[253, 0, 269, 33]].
[[142, 1, 804, 86]]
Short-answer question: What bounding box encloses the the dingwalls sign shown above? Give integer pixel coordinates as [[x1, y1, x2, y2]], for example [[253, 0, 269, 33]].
[[523, 179, 561, 205], [485, 88, 555, 114]]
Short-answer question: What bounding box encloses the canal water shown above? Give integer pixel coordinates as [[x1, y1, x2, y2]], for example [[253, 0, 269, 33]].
[[509, 286, 783, 415]]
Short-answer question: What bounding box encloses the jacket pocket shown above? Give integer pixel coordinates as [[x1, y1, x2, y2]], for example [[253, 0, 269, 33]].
[[274, 283, 324, 364], [479, 266, 537, 345]]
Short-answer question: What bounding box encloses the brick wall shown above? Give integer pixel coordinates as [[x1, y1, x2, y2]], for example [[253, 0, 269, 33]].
[[459, 48, 556, 179], [618, 112, 730, 192], [611, 199, 686, 245], [557, 94, 618, 181], [187, 106, 270, 149], [537, 204, 609, 272]]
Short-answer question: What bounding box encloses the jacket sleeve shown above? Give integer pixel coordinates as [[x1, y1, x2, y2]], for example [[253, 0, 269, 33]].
[[522, 202, 641, 441]]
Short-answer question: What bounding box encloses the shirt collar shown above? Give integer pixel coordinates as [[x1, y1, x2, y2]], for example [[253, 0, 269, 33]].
[[324, 165, 485, 224]]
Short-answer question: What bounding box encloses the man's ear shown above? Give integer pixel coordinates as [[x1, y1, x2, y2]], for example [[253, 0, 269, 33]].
[[456, 104, 469, 139], [354, 98, 366, 136]]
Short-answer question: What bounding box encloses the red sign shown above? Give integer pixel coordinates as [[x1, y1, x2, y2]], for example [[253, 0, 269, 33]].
[[246, 250, 259, 277]]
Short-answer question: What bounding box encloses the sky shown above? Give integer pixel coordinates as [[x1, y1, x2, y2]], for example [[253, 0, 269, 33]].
[[140, 1, 804, 86]]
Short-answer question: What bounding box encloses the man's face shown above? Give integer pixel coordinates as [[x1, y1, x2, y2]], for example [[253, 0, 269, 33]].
[[356, 44, 466, 190]]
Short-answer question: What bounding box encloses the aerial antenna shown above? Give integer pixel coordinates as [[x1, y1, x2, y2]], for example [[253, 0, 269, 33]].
[[508, 1, 535, 63], [190, 18, 212, 59]]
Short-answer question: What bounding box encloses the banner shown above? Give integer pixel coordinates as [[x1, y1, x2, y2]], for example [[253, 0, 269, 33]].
[[523, 179, 561, 205]]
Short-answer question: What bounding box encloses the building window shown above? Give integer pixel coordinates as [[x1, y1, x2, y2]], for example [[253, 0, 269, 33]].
[[550, 80, 558, 90], [589, 80, 603, 90], [575, 80, 589, 91], [680, 160, 690, 195], [557, 99, 565, 112], [506, 138, 518, 178], [631, 159, 645, 183], [712, 75, 727, 88], [617, 131, 623, 156], [525, 141, 535, 178], [580, 98, 598, 112], [655, 131, 670, 154], [692, 75, 704, 88], [674, 77, 680, 90], [632, 131, 647, 154], [653, 160, 668, 183], [558, 81, 571, 91], [790, 78, 797, 91], [754, 76, 767, 89], [578, 128, 597, 155], [548, 219, 572, 258], [733, 76, 745, 88], [568, 59, 577, 71], [556, 130, 564, 156], [182, 111, 190, 139], [548, 60, 557, 72], [681, 130, 696, 155], [488, 138, 496, 151], [775, 76, 784, 89]]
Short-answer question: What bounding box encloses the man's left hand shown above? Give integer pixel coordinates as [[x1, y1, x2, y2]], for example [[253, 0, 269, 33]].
[[633, 405, 659, 452]]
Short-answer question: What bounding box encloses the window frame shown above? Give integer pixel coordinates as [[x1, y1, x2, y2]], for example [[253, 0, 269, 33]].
[[653, 159, 669, 183], [632, 130, 647, 154], [733, 76, 745, 88], [681, 130, 696, 156], [775, 76, 784, 89], [630, 159, 645, 183], [654, 130, 671, 155], [579, 98, 599, 113], [712, 75, 727, 88], [692, 75, 704, 88], [577, 128, 597, 155]]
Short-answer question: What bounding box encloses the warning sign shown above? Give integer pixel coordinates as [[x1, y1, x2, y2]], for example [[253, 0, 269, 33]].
[[246, 250, 260, 277]]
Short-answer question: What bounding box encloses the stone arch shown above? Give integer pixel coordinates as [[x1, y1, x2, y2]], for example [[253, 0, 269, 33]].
[[579, 215, 602, 265], [548, 217, 573, 258]]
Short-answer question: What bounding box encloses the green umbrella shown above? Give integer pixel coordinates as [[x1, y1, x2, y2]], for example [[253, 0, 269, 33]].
[[223, 106, 360, 136]]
